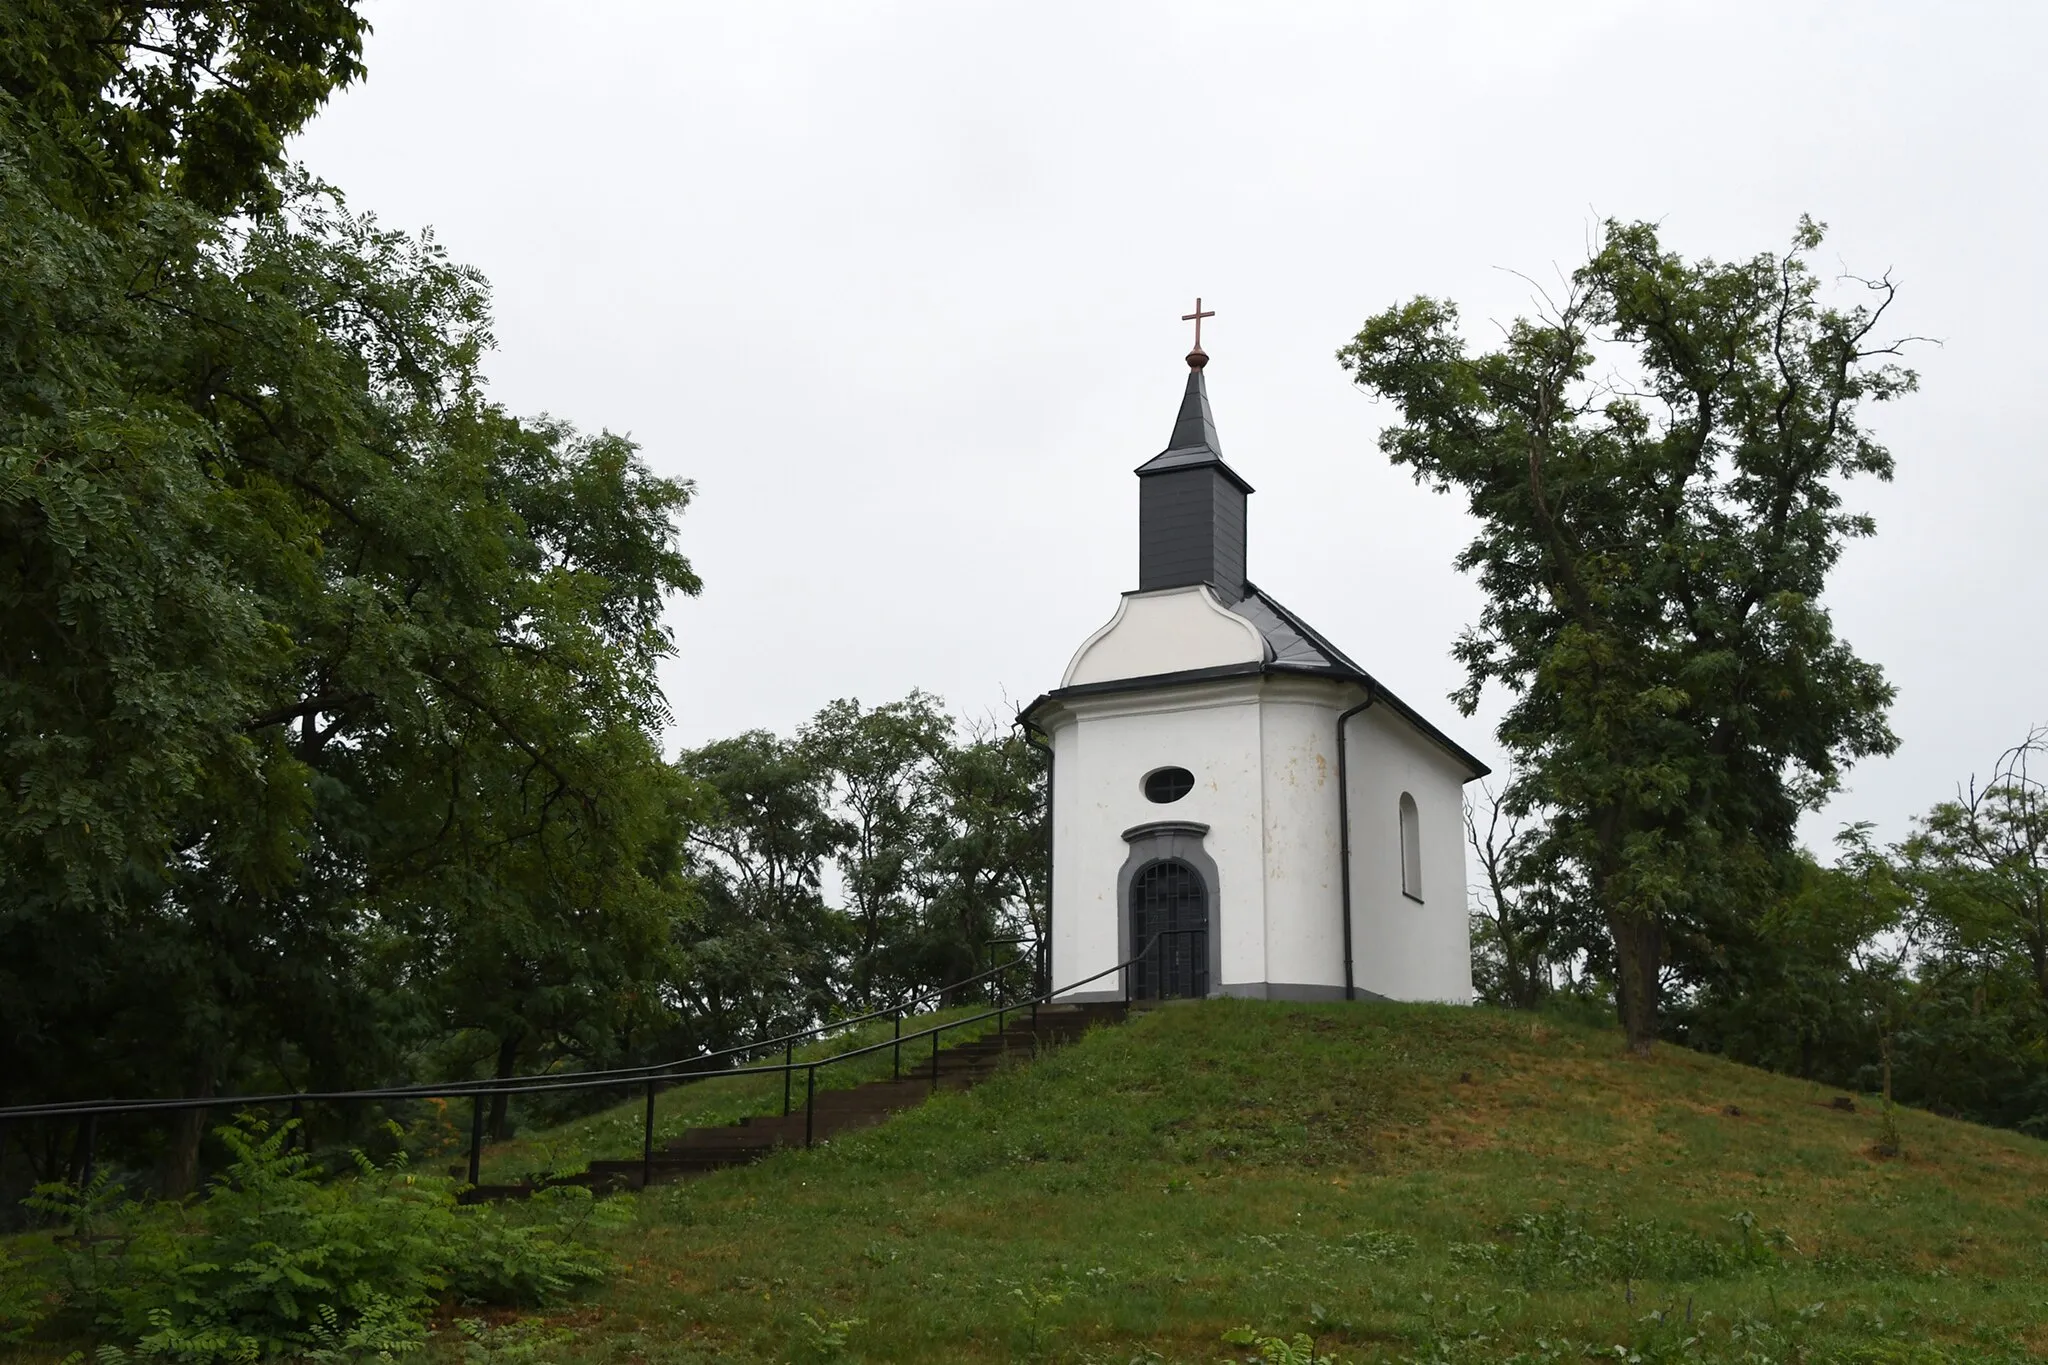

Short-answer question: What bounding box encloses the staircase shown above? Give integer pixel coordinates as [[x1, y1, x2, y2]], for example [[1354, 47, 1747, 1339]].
[[465, 1001, 1126, 1200]]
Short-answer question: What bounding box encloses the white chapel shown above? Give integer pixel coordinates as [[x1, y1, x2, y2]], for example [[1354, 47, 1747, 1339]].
[[1021, 327, 1488, 1005]]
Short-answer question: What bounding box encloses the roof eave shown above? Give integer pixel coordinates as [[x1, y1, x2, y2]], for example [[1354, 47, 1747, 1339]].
[[1017, 662, 1490, 779]]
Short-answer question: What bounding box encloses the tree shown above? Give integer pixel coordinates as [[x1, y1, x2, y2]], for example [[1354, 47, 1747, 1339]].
[[910, 723, 1048, 1000], [1903, 726, 2048, 1008], [1340, 218, 1909, 1052], [1676, 827, 1907, 1083], [0, 0, 369, 215], [0, 6, 702, 1182], [1464, 779, 1596, 1009], [800, 694, 952, 1006], [669, 731, 848, 1051]]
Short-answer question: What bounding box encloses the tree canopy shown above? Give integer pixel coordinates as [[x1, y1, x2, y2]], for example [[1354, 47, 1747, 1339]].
[[1341, 219, 1910, 1051], [0, 1, 710, 1186]]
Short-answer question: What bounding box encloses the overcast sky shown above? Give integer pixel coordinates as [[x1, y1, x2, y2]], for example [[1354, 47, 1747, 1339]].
[[294, 2, 2044, 852]]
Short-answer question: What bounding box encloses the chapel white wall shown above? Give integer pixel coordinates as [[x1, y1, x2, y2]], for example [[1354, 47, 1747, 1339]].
[[1253, 687, 1347, 995], [1045, 683, 1268, 997], [1046, 675, 1475, 1005], [1343, 705, 1473, 1003]]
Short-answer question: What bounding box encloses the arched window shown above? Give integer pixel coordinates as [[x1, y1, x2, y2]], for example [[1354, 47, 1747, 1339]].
[[1398, 792, 1423, 902]]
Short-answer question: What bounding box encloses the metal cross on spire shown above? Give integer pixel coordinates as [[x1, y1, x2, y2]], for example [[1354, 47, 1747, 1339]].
[[1181, 297, 1215, 370]]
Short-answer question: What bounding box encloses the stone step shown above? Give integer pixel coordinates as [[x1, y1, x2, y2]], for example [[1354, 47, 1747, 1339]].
[[467, 1000, 1128, 1200]]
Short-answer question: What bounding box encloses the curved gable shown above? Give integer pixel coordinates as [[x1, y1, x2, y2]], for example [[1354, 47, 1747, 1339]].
[[1062, 585, 1266, 687]]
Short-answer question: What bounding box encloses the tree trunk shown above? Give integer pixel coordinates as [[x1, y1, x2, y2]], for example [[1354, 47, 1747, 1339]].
[[488, 1032, 521, 1141], [160, 1061, 216, 1199], [1876, 1028, 1902, 1157], [1510, 942, 1548, 1011], [1608, 914, 1662, 1056], [2028, 918, 2048, 1010]]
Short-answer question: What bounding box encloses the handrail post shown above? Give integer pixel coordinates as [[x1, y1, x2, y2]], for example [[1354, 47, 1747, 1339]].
[[804, 1066, 816, 1149], [930, 1028, 940, 1091], [641, 1079, 657, 1189], [467, 1093, 484, 1186], [78, 1114, 96, 1187], [892, 1010, 901, 1080], [783, 1040, 794, 1116]]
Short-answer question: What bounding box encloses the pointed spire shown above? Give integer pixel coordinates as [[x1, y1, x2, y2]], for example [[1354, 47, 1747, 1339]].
[[1164, 361, 1222, 458], [1136, 354, 1252, 491]]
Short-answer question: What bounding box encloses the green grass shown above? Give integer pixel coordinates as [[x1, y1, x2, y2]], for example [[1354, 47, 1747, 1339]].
[[17, 1001, 2048, 1363], [471, 1004, 1003, 1185], [554, 1000, 2048, 1363]]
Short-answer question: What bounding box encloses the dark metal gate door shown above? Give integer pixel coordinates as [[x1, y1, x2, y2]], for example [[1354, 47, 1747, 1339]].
[[1130, 859, 1209, 1000]]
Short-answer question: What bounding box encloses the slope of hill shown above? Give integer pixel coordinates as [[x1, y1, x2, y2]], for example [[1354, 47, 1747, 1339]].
[[545, 999, 2046, 1364]]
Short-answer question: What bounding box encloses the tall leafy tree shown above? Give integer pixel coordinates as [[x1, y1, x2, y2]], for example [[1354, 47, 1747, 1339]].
[[1902, 727, 2048, 1007], [910, 724, 1047, 999], [800, 693, 951, 1006], [0, 2, 702, 1184], [1464, 778, 1598, 1010], [1339, 219, 1908, 1052], [669, 730, 848, 1051]]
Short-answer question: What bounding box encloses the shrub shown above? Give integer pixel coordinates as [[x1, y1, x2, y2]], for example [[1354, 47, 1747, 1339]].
[[0, 1237, 58, 1342], [19, 1118, 619, 1362]]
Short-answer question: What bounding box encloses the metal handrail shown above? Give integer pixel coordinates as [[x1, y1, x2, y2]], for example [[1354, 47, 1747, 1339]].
[[0, 947, 1041, 1124], [6, 935, 1191, 1192]]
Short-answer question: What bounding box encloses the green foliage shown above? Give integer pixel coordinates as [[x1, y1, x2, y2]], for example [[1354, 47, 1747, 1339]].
[[1465, 776, 1604, 1010], [0, 1, 700, 1166], [14, 1119, 615, 1362], [1218, 1328, 1343, 1364], [671, 728, 850, 1053], [1339, 218, 1910, 1049], [798, 692, 958, 1007], [662, 694, 1046, 1062], [1448, 1209, 1780, 1287], [1680, 730, 2048, 1138], [1900, 727, 2048, 1017], [448, 1316, 574, 1365], [0, 1235, 57, 1342]]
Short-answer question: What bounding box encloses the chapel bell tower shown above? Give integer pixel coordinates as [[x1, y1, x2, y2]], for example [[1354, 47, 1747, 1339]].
[[1134, 302, 1253, 604]]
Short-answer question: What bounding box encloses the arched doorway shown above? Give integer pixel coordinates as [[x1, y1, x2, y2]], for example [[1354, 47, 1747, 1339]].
[[1130, 859, 1210, 1000]]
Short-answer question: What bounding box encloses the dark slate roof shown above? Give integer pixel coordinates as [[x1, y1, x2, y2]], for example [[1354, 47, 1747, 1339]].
[[1232, 583, 1488, 777], [1227, 586, 1362, 672], [1134, 366, 1254, 493], [1021, 581, 1490, 780]]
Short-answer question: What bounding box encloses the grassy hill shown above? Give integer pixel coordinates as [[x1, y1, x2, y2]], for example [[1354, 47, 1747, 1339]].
[[504, 999, 2048, 1363]]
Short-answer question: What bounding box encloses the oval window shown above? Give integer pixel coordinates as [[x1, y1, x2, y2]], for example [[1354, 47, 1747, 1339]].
[[1142, 766, 1195, 803]]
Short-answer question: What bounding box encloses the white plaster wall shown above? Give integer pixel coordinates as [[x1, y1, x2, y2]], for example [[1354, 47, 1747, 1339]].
[[1343, 704, 1473, 1003], [1254, 683, 1349, 994], [1063, 586, 1265, 687], [1046, 681, 1268, 997], [1048, 676, 1475, 1004]]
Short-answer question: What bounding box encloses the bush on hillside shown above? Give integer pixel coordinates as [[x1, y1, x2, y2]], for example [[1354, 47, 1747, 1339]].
[[7, 1119, 620, 1361]]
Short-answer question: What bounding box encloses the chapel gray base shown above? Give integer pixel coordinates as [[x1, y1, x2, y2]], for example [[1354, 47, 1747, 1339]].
[[1218, 981, 1391, 1003], [1054, 983, 1390, 1004]]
